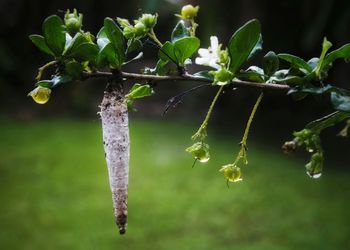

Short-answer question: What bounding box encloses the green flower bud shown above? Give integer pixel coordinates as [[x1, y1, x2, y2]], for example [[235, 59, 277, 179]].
[[117, 17, 131, 28], [64, 9, 83, 35], [28, 86, 51, 104], [219, 49, 229, 65], [210, 68, 234, 86], [123, 26, 135, 39], [186, 142, 210, 163], [139, 14, 157, 29], [220, 164, 242, 182], [134, 22, 147, 37], [180, 5, 199, 19], [305, 152, 323, 179]]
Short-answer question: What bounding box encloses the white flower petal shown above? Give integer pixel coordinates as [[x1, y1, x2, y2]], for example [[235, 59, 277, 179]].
[[198, 48, 210, 58], [195, 57, 209, 66], [210, 36, 219, 51]]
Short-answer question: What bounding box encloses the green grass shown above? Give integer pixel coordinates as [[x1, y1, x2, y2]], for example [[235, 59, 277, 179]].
[[0, 119, 349, 250]]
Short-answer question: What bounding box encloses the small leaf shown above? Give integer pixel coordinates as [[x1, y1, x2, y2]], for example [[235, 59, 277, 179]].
[[237, 66, 265, 82], [158, 41, 177, 63], [65, 60, 83, 79], [42, 15, 66, 56], [324, 43, 350, 66], [193, 71, 214, 81], [29, 35, 55, 56], [171, 20, 190, 42], [96, 42, 119, 68], [103, 17, 126, 65], [248, 34, 263, 60], [262, 51, 279, 77], [126, 38, 143, 54], [126, 84, 154, 99], [144, 59, 169, 75], [37, 75, 72, 88], [228, 19, 261, 74], [64, 32, 89, 55], [71, 42, 99, 62], [173, 37, 200, 65], [315, 37, 332, 78], [278, 53, 312, 73]]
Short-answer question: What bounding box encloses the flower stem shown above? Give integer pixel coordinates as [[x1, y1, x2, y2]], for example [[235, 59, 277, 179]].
[[192, 85, 224, 141], [36, 61, 56, 81], [234, 92, 264, 165], [148, 28, 163, 47]]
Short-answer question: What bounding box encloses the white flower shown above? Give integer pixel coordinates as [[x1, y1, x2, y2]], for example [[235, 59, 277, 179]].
[[195, 36, 221, 70]]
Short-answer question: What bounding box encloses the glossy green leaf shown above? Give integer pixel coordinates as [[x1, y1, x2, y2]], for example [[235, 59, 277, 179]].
[[315, 37, 332, 78], [237, 66, 265, 82], [36, 75, 72, 88], [193, 71, 214, 81], [64, 33, 89, 55], [71, 42, 99, 62], [228, 19, 261, 74], [126, 38, 143, 54], [278, 53, 312, 73], [126, 83, 154, 99], [262, 51, 279, 76], [42, 15, 66, 56], [171, 21, 190, 42], [29, 35, 55, 56], [103, 17, 125, 65], [96, 42, 119, 68], [173, 37, 200, 65], [65, 60, 84, 79], [248, 34, 263, 60], [324, 43, 350, 66], [158, 41, 177, 63]]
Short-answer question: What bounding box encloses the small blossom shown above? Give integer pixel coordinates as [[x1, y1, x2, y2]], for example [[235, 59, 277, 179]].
[[220, 164, 242, 182], [28, 86, 51, 104], [180, 5, 199, 19], [186, 142, 210, 163], [195, 36, 222, 70]]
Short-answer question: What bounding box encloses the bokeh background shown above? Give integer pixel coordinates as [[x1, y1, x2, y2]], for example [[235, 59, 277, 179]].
[[1, 0, 350, 249]]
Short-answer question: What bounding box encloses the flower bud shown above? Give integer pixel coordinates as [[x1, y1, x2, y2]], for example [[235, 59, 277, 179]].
[[139, 14, 157, 29], [305, 152, 323, 179], [186, 142, 210, 163], [123, 26, 136, 39], [28, 86, 51, 104], [117, 18, 131, 28], [220, 164, 242, 182], [134, 22, 147, 37], [210, 68, 234, 86], [64, 9, 83, 35], [180, 5, 199, 19]]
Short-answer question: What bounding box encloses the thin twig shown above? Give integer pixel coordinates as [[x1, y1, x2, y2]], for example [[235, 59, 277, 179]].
[[82, 71, 291, 91]]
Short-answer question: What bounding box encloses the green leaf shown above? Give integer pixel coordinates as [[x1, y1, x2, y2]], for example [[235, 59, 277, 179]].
[[64, 33, 89, 55], [171, 21, 190, 42], [237, 66, 265, 82], [193, 71, 214, 81], [315, 37, 332, 78], [36, 75, 72, 88], [126, 38, 143, 54], [331, 92, 350, 112], [173, 37, 200, 65], [228, 19, 261, 74], [42, 15, 66, 56], [248, 34, 263, 60], [71, 42, 99, 62], [262, 51, 279, 76], [29, 35, 55, 56], [306, 111, 350, 133], [324, 43, 350, 66], [144, 59, 169, 75], [123, 52, 143, 65], [103, 17, 126, 65], [126, 84, 154, 99], [278, 53, 312, 73], [158, 41, 177, 63], [96, 42, 119, 68], [65, 60, 84, 79]]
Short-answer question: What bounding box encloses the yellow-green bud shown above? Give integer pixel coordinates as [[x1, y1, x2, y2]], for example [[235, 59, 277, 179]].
[[134, 22, 147, 37], [220, 164, 242, 182], [139, 14, 157, 29], [117, 17, 131, 28], [28, 86, 51, 104], [181, 5, 199, 19], [123, 26, 135, 39], [186, 142, 210, 163], [210, 68, 234, 86], [64, 9, 83, 35]]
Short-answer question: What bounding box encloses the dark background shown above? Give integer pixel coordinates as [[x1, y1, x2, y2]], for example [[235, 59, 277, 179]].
[[1, 0, 350, 163]]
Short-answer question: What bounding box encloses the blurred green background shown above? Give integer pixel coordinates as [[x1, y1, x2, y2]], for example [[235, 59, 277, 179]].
[[1, 0, 350, 249]]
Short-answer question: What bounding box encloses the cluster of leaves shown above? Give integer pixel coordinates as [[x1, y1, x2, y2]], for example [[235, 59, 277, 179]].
[[29, 5, 350, 184]]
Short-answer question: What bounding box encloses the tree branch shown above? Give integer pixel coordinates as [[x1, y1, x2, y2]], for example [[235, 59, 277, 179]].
[[82, 71, 291, 91]]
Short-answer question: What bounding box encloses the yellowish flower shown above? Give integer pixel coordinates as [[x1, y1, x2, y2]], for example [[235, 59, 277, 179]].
[[28, 86, 51, 104]]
